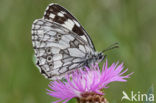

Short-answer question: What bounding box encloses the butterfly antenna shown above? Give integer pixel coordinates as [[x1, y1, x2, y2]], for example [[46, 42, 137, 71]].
[[102, 42, 119, 53]]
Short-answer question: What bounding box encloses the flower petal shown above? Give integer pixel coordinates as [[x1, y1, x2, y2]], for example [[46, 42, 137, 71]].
[[47, 60, 133, 102]]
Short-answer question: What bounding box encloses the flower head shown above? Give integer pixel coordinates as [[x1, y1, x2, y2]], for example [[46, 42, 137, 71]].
[[47, 60, 133, 103]]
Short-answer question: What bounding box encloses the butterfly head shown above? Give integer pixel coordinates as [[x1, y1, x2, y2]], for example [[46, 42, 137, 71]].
[[95, 52, 106, 63]]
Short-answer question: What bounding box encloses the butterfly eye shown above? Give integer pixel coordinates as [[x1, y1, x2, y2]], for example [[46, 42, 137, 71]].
[[99, 55, 103, 59]]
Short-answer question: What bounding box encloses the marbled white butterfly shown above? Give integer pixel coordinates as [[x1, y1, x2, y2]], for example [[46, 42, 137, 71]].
[[31, 3, 118, 80]]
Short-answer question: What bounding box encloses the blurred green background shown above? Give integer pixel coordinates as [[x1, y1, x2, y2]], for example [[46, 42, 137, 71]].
[[0, 0, 155, 103]]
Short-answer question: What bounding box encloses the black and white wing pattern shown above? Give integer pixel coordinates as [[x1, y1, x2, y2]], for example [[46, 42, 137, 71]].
[[32, 3, 98, 80], [44, 3, 96, 50]]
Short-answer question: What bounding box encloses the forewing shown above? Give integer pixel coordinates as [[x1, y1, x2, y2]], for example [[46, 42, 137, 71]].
[[32, 19, 93, 80], [43, 3, 96, 51]]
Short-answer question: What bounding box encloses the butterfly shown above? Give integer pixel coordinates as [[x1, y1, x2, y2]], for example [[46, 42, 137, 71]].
[[31, 3, 118, 80]]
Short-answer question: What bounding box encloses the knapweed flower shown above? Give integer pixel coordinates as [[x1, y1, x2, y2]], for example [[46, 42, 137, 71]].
[[47, 60, 133, 103]]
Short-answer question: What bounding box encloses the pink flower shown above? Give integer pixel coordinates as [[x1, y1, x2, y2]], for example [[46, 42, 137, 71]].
[[47, 60, 133, 103]]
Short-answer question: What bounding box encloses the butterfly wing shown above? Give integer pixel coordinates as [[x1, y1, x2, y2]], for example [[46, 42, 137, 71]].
[[44, 3, 96, 51], [32, 3, 96, 80], [32, 19, 94, 80]]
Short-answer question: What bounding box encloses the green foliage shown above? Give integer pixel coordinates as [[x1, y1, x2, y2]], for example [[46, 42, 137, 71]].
[[0, 0, 155, 103]]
